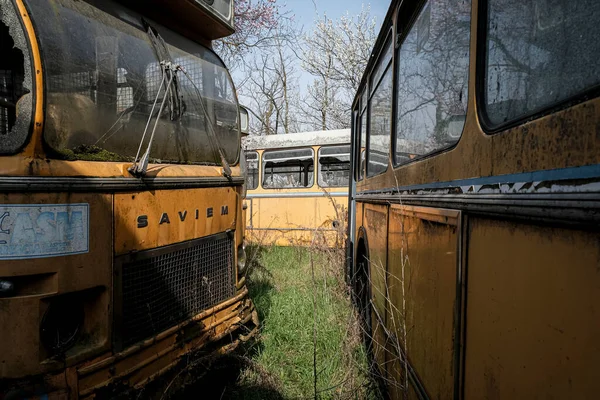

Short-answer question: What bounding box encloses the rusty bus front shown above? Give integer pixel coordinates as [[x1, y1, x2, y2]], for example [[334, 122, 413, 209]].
[[0, 0, 257, 398]]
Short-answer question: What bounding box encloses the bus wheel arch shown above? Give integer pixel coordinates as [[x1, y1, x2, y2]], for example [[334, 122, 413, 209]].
[[354, 227, 372, 337]]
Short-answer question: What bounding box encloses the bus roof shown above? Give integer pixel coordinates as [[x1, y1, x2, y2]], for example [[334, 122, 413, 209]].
[[120, 0, 234, 42], [243, 129, 351, 151]]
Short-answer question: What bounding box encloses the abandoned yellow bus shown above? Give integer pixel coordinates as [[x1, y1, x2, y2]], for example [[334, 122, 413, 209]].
[[0, 0, 257, 397], [348, 0, 600, 398], [243, 130, 349, 246]]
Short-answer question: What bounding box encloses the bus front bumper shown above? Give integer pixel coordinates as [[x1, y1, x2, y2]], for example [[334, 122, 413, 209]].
[[2, 289, 259, 400]]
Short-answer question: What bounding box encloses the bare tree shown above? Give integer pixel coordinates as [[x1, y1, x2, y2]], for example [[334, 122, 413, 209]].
[[211, 0, 304, 135], [301, 7, 378, 130], [301, 78, 348, 130], [214, 2, 376, 135], [214, 0, 282, 70], [242, 24, 302, 135]]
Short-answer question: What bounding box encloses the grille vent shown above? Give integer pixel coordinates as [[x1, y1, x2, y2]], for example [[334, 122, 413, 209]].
[[115, 233, 235, 350]]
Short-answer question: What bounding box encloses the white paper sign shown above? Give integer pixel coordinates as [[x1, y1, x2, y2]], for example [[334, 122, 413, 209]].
[[0, 203, 89, 260]]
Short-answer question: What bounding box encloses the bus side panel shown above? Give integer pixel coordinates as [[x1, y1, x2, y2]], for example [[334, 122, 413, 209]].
[[314, 194, 346, 247], [464, 218, 600, 399], [253, 196, 317, 246], [245, 197, 259, 243], [247, 194, 346, 247], [363, 203, 389, 379], [353, 201, 364, 287], [387, 205, 459, 400], [244, 195, 338, 246]]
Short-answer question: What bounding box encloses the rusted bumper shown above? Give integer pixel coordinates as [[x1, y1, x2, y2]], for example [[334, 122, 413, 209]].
[[2, 289, 259, 400]]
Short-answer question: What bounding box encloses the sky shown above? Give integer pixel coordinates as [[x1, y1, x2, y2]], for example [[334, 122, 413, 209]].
[[287, 0, 389, 94], [283, 0, 389, 33]]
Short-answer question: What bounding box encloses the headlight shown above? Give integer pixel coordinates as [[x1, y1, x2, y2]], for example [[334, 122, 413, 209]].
[[40, 295, 84, 356], [237, 244, 247, 276], [0, 279, 15, 298]]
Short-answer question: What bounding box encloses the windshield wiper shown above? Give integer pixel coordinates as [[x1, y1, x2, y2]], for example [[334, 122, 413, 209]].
[[142, 19, 182, 120], [129, 61, 179, 176]]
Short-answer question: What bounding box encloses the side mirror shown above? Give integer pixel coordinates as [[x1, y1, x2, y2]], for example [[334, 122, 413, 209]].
[[446, 114, 465, 141], [441, 114, 466, 146], [239, 105, 249, 136]]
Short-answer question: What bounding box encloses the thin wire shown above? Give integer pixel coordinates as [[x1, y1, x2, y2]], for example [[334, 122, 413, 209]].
[[178, 67, 232, 177], [94, 80, 145, 146], [139, 69, 176, 164]]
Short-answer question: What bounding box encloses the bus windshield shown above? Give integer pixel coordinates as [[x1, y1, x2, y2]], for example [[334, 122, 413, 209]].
[[26, 0, 240, 165]]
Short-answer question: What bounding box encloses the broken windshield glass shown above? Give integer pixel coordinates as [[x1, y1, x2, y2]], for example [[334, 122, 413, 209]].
[[0, 0, 33, 154]]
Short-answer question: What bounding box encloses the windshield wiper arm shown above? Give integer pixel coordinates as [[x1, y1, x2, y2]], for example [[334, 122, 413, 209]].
[[142, 19, 182, 120], [129, 61, 179, 177]]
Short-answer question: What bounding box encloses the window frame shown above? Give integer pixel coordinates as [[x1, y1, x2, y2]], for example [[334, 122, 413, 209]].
[[261, 147, 315, 190], [366, 29, 393, 179], [476, 0, 600, 134], [357, 84, 368, 182], [352, 107, 360, 182], [355, 104, 366, 182], [318, 144, 351, 188], [244, 150, 259, 190], [0, 0, 36, 155], [391, 0, 472, 168]]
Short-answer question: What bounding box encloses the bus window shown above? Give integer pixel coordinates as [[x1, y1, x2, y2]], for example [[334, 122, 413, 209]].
[[395, 0, 471, 165], [359, 112, 367, 180], [367, 36, 393, 177], [262, 148, 314, 188], [359, 149, 366, 180], [0, 4, 33, 153], [210, 0, 233, 20], [318, 145, 351, 188], [483, 0, 600, 127], [245, 150, 259, 190], [369, 149, 388, 174]]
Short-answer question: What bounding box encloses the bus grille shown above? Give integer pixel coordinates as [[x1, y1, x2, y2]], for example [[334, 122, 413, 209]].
[[115, 233, 236, 350]]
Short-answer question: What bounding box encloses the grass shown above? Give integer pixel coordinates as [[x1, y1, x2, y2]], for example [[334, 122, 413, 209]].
[[227, 245, 377, 399], [172, 244, 379, 399]]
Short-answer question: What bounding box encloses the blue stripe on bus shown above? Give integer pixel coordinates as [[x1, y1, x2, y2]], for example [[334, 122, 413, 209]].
[[359, 163, 600, 194]]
